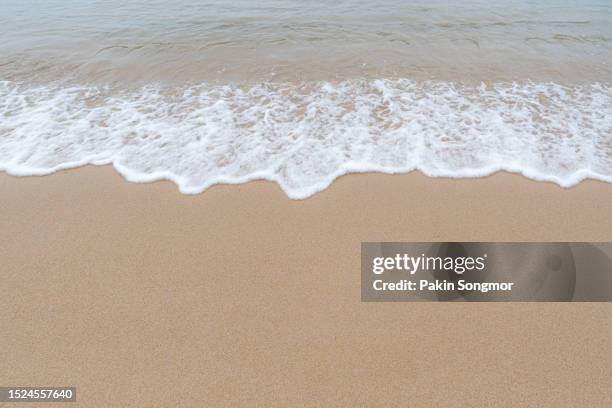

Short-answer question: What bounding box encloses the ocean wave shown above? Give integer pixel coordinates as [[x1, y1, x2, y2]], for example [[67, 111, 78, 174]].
[[1, 79, 610, 199]]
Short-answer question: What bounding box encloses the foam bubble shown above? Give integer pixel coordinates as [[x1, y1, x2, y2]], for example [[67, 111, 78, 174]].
[[1, 79, 610, 199]]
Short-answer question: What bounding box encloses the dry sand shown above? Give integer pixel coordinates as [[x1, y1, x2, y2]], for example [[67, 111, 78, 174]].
[[1, 167, 611, 407]]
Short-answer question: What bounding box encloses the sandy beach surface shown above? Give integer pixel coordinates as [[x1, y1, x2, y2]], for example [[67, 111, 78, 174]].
[[1, 168, 611, 407]]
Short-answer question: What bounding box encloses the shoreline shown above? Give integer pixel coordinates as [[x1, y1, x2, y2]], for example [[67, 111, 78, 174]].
[[3, 79, 610, 200], [1, 167, 611, 406], [2, 165, 612, 237], [3, 162, 612, 200]]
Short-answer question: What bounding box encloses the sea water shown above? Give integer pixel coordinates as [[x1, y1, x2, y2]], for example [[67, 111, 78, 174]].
[[1, 0, 611, 198]]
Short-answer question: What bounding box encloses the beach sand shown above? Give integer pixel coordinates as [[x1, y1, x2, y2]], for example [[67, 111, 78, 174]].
[[1, 167, 611, 407]]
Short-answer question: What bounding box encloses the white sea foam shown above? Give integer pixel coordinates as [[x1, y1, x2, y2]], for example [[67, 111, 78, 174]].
[[0, 79, 610, 198]]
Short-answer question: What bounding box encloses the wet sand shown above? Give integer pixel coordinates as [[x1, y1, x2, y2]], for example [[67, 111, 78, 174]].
[[0, 167, 611, 407]]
